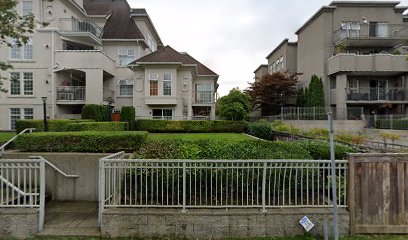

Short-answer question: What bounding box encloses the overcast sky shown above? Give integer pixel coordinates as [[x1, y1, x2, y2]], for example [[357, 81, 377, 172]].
[[129, 0, 408, 96]]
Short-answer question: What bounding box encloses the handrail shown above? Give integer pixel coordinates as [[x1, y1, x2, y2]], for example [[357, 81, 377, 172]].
[[0, 128, 35, 156], [0, 175, 39, 197], [29, 156, 79, 178]]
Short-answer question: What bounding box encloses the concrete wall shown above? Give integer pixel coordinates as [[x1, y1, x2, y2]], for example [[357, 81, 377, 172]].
[[2, 152, 109, 201], [0, 208, 39, 239], [284, 120, 367, 131], [102, 208, 349, 238]]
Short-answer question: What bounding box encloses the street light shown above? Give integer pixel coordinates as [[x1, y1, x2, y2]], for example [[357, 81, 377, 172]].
[[41, 97, 49, 132]]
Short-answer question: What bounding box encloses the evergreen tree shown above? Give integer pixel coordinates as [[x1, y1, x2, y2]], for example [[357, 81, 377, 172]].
[[299, 75, 325, 107]]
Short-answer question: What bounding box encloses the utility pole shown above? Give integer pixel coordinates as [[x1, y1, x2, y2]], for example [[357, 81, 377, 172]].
[[328, 112, 339, 240]]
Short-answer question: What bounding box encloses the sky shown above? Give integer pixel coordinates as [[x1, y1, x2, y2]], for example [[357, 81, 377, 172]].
[[128, 0, 408, 96]]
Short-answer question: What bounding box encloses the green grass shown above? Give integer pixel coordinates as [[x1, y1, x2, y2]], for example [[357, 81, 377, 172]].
[[0, 132, 15, 143], [148, 133, 253, 141]]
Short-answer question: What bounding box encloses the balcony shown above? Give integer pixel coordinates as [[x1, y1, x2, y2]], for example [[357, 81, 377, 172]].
[[55, 50, 116, 75], [327, 54, 408, 75], [346, 88, 408, 103], [103, 88, 115, 104], [56, 86, 86, 104], [333, 24, 408, 47], [59, 18, 103, 45], [193, 91, 214, 105]]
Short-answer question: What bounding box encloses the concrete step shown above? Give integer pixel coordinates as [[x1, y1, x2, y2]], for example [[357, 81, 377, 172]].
[[37, 227, 100, 237]]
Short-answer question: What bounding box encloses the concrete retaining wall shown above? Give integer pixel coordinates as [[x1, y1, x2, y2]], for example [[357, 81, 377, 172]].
[[284, 120, 366, 131], [0, 208, 39, 239], [2, 152, 110, 201], [102, 208, 349, 238]]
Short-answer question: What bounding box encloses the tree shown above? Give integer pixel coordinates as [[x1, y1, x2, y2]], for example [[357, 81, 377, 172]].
[[297, 75, 325, 107], [245, 72, 299, 114], [0, 0, 35, 92], [217, 88, 251, 120]]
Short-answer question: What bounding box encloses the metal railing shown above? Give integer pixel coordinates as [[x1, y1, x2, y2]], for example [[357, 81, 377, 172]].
[[193, 91, 214, 104], [0, 128, 35, 157], [0, 159, 45, 231], [99, 153, 348, 224], [370, 114, 408, 130], [346, 88, 408, 102], [59, 17, 103, 39], [103, 88, 115, 104], [333, 23, 408, 43], [56, 86, 85, 101]]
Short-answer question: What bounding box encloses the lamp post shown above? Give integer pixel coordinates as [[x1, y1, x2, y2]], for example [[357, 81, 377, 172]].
[[41, 97, 49, 132]]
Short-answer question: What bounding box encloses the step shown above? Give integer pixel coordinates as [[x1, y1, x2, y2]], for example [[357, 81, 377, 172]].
[[37, 227, 100, 237]]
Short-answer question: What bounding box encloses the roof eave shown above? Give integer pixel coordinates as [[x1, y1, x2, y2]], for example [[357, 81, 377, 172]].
[[295, 6, 336, 35], [254, 64, 268, 73]]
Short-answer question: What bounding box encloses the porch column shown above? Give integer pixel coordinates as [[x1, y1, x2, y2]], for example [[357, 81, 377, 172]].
[[85, 69, 104, 104], [335, 74, 347, 120]]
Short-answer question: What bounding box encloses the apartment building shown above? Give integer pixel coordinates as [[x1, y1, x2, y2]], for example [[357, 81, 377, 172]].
[[256, 1, 408, 120], [0, 0, 218, 130]]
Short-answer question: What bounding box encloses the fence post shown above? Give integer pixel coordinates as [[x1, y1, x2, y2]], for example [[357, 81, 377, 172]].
[[39, 160, 45, 232], [98, 159, 105, 226], [281, 106, 284, 121], [297, 107, 300, 120], [262, 162, 267, 213], [313, 107, 316, 120], [390, 114, 393, 130], [182, 162, 187, 212]]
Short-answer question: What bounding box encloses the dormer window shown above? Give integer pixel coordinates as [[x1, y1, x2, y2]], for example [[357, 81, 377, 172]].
[[118, 49, 136, 66]]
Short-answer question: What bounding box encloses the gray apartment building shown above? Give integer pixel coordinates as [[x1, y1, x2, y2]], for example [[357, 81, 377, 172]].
[[0, 0, 218, 130], [255, 1, 408, 120]]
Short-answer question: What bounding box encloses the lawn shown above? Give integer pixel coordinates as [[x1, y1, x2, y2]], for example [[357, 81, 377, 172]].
[[148, 133, 254, 141], [0, 132, 15, 143]]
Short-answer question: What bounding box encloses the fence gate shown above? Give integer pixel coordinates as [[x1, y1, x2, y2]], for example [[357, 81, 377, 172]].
[[349, 154, 408, 234]]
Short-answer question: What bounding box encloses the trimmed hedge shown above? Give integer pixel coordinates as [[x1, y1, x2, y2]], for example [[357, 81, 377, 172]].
[[247, 121, 274, 140], [137, 120, 247, 133], [15, 119, 94, 133], [66, 122, 128, 132], [376, 119, 408, 130], [134, 139, 312, 160], [15, 131, 148, 153], [121, 106, 136, 130], [81, 104, 111, 122], [295, 140, 356, 160]]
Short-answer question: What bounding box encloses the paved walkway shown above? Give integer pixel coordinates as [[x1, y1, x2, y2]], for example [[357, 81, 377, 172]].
[[37, 201, 100, 237]]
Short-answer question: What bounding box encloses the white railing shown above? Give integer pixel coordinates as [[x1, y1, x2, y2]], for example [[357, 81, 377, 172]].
[[99, 153, 348, 224], [56, 86, 86, 101], [0, 159, 45, 231], [0, 128, 35, 157]]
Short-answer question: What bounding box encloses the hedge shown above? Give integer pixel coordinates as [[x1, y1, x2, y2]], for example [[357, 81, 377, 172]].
[[376, 119, 408, 130], [134, 139, 312, 160], [81, 104, 111, 122], [15, 131, 148, 153], [137, 120, 247, 133], [15, 119, 94, 133], [66, 122, 128, 132], [121, 106, 136, 130], [247, 121, 274, 140], [295, 140, 356, 160]]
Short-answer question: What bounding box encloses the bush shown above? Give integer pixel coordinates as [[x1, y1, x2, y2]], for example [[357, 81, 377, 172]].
[[121, 106, 136, 130], [376, 119, 408, 130], [15, 119, 93, 133], [15, 131, 148, 153], [66, 122, 128, 132], [247, 121, 274, 140], [136, 120, 247, 133], [295, 140, 356, 160], [335, 133, 367, 145], [134, 139, 312, 160], [81, 104, 111, 122]]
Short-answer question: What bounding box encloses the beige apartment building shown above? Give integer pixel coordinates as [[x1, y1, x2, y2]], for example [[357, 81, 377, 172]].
[[255, 1, 408, 120], [0, 0, 218, 130]]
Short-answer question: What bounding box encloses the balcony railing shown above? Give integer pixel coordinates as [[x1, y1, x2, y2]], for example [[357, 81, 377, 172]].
[[193, 91, 214, 104], [346, 88, 408, 102], [56, 86, 85, 101], [59, 17, 103, 39], [103, 88, 114, 104], [333, 23, 408, 45]]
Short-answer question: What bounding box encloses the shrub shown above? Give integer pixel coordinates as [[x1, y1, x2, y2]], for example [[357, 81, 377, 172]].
[[121, 106, 136, 130], [335, 133, 367, 145], [136, 120, 247, 133], [66, 122, 128, 132], [306, 128, 329, 139], [15, 119, 93, 133], [295, 140, 356, 160], [134, 139, 312, 160], [379, 131, 401, 143], [247, 121, 274, 140], [81, 104, 111, 122], [15, 131, 148, 153]]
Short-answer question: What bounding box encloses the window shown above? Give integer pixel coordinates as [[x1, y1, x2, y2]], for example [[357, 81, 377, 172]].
[[163, 73, 171, 96], [147, 34, 155, 52], [348, 79, 359, 94], [10, 108, 33, 130], [22, 1, 33, 16], [10, 72, 33, 96], [195, 84, 212, 103], [150, 80, 158, 96], [340, 21, 360, 39], [280, 56, 284, 71], [152, 109, 172, 120], [10, 38, 33, 60], [369, 22, 389, 38], [118, 80, 134, 96], [118, 49, 136, 66]]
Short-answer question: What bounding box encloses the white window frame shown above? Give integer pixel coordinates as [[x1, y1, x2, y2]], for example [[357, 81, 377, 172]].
[[118, 49, 136, 66], [10, 37, 33, 60], [152, 109, 173, 120], [22, 1, 33, 16], [118, 79, 134, 96], [10, 72, 34, 96], [163, 73, 172, 96], [10, 107, 34, 130], [348, 79, 359, 94], [149, 73, 158, 80], [147, 33, 155, 52]]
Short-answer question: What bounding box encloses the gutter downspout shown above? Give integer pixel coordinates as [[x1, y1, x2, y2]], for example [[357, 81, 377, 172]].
[[51, 30, 55, 119]]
